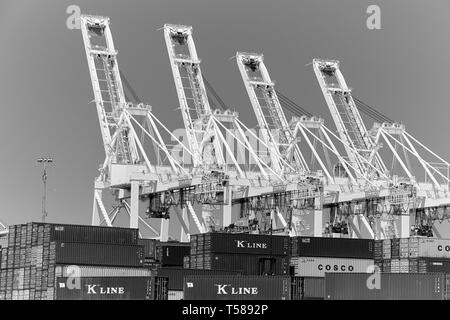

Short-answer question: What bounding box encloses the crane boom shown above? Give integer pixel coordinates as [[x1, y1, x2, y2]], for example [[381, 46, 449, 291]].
[[164, 24, 225, 168], [236, 53, 308, 174], [312, 59, 387, 178], [80, 15, 139, 165]]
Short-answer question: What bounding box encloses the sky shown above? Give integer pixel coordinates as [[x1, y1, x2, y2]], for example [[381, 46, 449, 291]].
[[1, 0, 450, 233]]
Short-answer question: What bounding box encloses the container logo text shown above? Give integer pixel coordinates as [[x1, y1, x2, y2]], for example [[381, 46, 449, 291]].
[[318, 264, 354, 272], [215, 284, 258, 295], [236, 240, 268, 249]]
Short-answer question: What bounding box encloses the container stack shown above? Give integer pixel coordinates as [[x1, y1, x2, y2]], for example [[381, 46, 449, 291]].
[[374, 237, 450, 274], [289, 237, 375, 300], [156, 267, 242, 300], [188, 233, 290, 275], [183, 275, 292, 300], [0, 223, 168, 300], [325, 272, 450, 300]]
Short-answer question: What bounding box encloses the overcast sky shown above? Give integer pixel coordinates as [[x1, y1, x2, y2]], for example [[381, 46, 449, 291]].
[[1, 0, 449, 232]]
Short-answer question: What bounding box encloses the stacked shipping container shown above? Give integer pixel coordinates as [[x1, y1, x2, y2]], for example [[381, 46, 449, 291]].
[[188, 233, 290, 275], [183, 275, 291, 300], [0, 223, 167, 300], [325, 273, 450, 300], [289, 237, 374, 299], [375, 237, 450, 274]]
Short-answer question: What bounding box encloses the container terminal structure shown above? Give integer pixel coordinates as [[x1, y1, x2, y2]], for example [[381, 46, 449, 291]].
[[78, 14, 450, 243]]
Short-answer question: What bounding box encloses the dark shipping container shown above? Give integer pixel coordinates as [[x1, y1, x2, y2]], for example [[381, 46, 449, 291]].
[[183, 275, 291, 300], [325, 273, 449, 300], [303, 277, 325, 299], [193, 253, 289, 275], [55, 242, 144, 267], [138, 238, 159, 259], [156, 267, 242, 290], [157, 243, 190, 266], [191, 233, 290, 256], [49, 223, 139, 245], [55, 276, 168, 300], [291, 237, 374, 259]]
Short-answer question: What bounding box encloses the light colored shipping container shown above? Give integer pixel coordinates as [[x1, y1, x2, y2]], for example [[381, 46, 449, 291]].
[[391, 259, 400, 273], [168, 290, 184, 300], [400, 247, 409, 258], [55, 265, 153, 278], [415, 239, 450, 259], [0, 237, 7, 248], [290, 257, 374, 277], [400, 259, 409, 273], [382, 252, 391, 259]]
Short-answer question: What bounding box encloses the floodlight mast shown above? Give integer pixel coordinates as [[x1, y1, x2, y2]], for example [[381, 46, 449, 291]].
[[37, 157, 53, 223]]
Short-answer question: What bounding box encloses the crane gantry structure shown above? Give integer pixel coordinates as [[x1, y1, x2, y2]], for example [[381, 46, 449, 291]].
[[80, 14, 450, 241]]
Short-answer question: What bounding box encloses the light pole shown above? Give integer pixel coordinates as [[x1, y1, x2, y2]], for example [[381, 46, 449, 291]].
[[37, 158, 53, 222]]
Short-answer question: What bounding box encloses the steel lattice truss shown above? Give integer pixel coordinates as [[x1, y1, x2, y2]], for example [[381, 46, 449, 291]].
[[79, 14, 450, 241]]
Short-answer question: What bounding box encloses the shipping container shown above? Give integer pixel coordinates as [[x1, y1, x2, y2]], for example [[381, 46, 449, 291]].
[[408, 238, 450, 259], [191, 233, 290, 256], [291, 237, 374, 259], [157, 243, 190, 267], [290, 257, 374, 277], [156, 267, 242, 290], [325, 273, 449, 300], [55, 265, 153, 278], [168, 290, 183, 300], [49, 223, 139, 245], [303, 277, 325, 300], [55, 276, 168, 300], [55, 242, 144, 267], [0, 237, 7, 248], [195, 253, 289, 275], [138, 238, 159, 259], [183, 275, 291, 300]]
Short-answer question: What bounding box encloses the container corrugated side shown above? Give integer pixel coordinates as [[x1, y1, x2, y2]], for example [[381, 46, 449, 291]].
[[183, 275, 291, 300], [55, 276, 167, 300], [55, 265, 153, 278], [291, 237, 374, 259], [201, 253, 289, 275], [303, 277, 324, 299], [325, 273, 446, 300], [416, 238, 450, 259], [193, 233, 290, 256], [46, 223, 139, 245], [290, 257, 374, 277], [156, 267, 242, 290], [55, 242, 144, 267], [157, 244, 190, 266]]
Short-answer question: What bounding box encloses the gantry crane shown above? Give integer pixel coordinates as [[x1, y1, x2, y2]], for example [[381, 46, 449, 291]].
[[80, 15, 205, 241], [312, 59, 450, 239], [163, 25, 310, 234]]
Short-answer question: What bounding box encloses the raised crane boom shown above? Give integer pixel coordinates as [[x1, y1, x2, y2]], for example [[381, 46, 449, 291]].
[[236, 53, 308, 175], [80, 15, 139, 165], [164, 24, 225, 169], [312, 59, 387, 178]]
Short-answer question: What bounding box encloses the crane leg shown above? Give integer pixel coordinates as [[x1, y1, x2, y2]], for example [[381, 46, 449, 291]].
[[130, 180, 140, 229]]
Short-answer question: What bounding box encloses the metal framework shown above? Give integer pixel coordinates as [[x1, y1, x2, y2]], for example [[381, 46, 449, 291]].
[[78, 14, 450, 241], [313, 59, 387, 180], [236, 53, 307, 175]]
